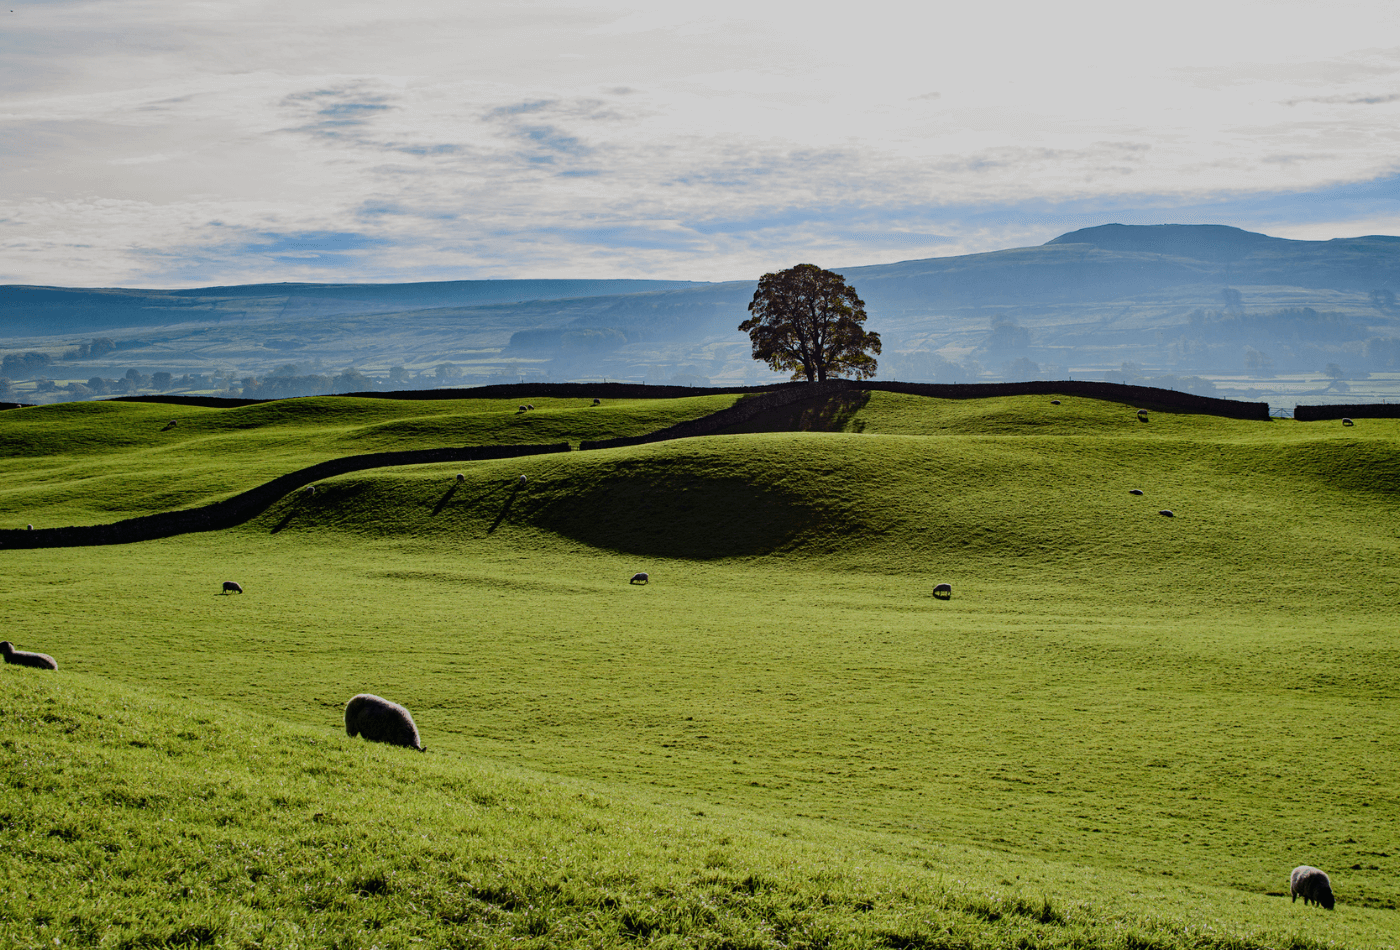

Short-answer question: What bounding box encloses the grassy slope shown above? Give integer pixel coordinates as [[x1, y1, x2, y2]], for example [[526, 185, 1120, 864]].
[[0, 394, 739, 527], [3, 669, 1389, 950], [1, 391, 1397, 947]]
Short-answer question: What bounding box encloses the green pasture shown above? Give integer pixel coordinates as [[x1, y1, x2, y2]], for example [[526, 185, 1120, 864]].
[[0, 393, 738, 527], [1, 389, 1398, 948]]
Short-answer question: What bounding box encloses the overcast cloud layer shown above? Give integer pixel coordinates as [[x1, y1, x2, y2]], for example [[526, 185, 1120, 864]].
[[4, 0, 1400, 287]]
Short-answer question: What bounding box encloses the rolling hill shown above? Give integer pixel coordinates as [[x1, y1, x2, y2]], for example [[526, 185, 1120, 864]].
[[3, 224, 1400, 404], [1, 388, 1397, 947]]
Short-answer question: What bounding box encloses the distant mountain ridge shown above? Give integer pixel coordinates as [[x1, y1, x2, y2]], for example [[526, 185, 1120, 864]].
[[2, 224, 1399, 402]]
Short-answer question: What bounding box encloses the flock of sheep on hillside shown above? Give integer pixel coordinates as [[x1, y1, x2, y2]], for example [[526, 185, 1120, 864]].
[[4, 398, 1365, 914]]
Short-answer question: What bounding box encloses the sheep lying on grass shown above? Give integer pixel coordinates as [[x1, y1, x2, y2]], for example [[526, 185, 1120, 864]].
[[1291, 866, 1335, 909], [1129, 489, 1144, 496], [1050, 400, 1060, 405], [933, 583, 952, 599], [1159, 509, 1174, 517], [222, 581, 244, 594], [345, 693, 424, 751], [1, 641, 57, 670], [630, 572, 649, 585]]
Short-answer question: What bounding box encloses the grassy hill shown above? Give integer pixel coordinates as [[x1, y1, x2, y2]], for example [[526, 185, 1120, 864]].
[[1, 390, 1397, 948]]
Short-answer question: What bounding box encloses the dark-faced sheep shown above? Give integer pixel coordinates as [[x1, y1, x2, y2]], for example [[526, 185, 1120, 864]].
[[1129, 489, 1144, 496], [304, 485, 316, 496], [518, 474, 528, 486], [26, 524, 32, 531], [162, 420, 178, 431], [1159, 509, 1174, 517], [630, 572, 649, 585], [0, 641, 57, 670], [456, 473, 465, 483], [222, 581, 244, 594], [933, 583, 952, 599], [1137, 409, 1149, 421], [1051, 400, 1061, 405], [592, 398, 601, 406], [517, 405, 528, 412], [526, 404, 534, 410], [1342, 418, 1354, 427], [345, 693, 423, 751], [1291, 866, 1334, 909]]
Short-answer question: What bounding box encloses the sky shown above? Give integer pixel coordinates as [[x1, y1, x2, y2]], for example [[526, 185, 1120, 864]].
[[3, 0, 1400, 287]]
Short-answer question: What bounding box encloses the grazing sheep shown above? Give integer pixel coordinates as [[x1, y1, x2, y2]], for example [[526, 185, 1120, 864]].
[[1129, 489, 1144, 496], [1158, 509, 1174, 517], [1291, 866, 1335, 909], [517, 405, 528, 412], [1050, 400, 1061, 405], [526, 404, 534, 410], [518, 474, 528, 486], [630, 572, 649, 585], [162, 420, 178, 431], [222, 581, 244, 594], [1342, 418, 1354, 427], [1137, 409, 1149, 420], [0, 641, 57, 671], [592, 398, 601, 406], [344, 693, 423, 751], [456, 473, 465, 483], [932, 582, 952, 599]]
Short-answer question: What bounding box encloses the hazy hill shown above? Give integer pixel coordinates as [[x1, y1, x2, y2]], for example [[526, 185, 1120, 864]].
[[3, 224, 1399, 402]]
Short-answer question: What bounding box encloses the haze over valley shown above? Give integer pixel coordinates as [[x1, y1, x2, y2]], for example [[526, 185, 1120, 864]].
[[4, 223, 1399, 408]]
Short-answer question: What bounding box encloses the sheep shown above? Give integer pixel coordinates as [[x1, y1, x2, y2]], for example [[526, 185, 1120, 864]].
[[26, 524, 32, 531], [526, 404, 534, 410], [932, 582, 952, 600], [517, 405, 528, 412], [161, 420, 178, 431], [630, 572, 649, 585], [592, 398, 601, 406], [1342, 418, 1354, 427], [1129, 489, 1144, 496], [304, 485, 316, 496], [1050, 400, 1061, 405], [518, 474, 528, 486], [344, 693, 424, 751], [1290, 866, 1334, 909], [456, 473, 465, 483], [0, 641, 57, 671], [1137, 409, 1149, 420], [1158, 509, 1174, 517], [222, 581, 244, 594]]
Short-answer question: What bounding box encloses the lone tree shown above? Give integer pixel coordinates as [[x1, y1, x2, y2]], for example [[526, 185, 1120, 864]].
[[739, 264, 881, 382]]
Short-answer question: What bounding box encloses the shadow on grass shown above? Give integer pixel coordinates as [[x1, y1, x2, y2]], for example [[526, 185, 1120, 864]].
[[719, 388, 871, 434]]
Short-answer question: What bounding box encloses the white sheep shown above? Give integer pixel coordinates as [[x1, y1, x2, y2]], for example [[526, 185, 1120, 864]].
[[345, 693, 424, 751], [630, 572, 649, 585], [1290, 866, 1334, 909], [0, 641, 57, 670]]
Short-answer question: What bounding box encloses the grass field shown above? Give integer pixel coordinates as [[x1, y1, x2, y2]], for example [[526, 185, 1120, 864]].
[[2, 389, 1397, 948]]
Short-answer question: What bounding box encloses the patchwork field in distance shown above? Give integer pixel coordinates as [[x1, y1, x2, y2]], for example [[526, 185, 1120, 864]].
[[1, 389, 1397, 948]]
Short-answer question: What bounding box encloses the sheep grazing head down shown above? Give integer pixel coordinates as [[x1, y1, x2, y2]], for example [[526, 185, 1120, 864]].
[[345, 693, 424, 751]]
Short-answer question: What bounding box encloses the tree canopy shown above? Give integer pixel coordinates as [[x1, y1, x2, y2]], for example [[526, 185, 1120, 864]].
[[739, 264, 881, 382]]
